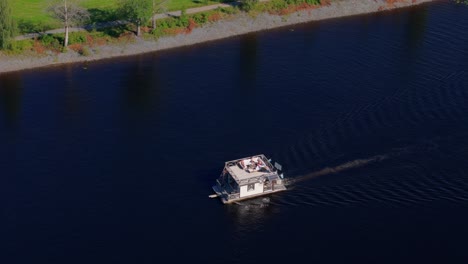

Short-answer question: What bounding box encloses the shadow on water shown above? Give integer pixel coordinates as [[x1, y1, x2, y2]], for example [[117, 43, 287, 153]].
[[238, 34, 259, 90], [62, 65, 84, 119], [405, 4, 429, 54], [120, 55, 164, 118], [0, 74, 23, 132]]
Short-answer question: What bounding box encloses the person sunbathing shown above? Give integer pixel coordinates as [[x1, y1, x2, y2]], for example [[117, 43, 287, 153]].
[[257, 159, 265, 167]]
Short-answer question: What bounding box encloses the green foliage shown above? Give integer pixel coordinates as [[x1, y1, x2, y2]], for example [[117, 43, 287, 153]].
[[283, 0, 320, 4], [149, 8, 238, 40], [17, 19, 54, 34], [154, 16, 187, 30], [117, 0, 154, 35], [0, 0, 17, 49], [180, 7, 187, 17], [79, 45, 91, 56], [268, 0, 288, 10], [191, 13, 208, 24], [40, 34, 62, 50], [217, 7, 239, 15], [240, 0, 259, 12], [6, 39, 34, 54], [255, 0, 321, 13], [118, 0, 152, 26], [12, 0, 229, 34], [90, 30, 109, 38], [154, 18, 174, 29], [100, 24, 131, 38], [68, 31, 88, 44], [88, 8, 118, 24], [178, 8, 190, 27]]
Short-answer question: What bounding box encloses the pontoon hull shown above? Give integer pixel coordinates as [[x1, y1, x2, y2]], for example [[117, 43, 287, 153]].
[[212, 184, 287, 204]]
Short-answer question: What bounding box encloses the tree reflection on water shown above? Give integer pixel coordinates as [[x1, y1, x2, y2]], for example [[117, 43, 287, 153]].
[[0, 73, 23, 131]]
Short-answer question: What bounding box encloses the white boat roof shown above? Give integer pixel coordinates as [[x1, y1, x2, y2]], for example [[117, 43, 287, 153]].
[[225, 154, 277, 184], [228, 164, 266, 181]]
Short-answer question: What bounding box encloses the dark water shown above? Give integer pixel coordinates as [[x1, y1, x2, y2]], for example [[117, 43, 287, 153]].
[[2, 2, 468, 263]]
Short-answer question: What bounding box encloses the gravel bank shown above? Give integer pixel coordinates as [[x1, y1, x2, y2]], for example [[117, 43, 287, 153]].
[[0, 0, 436, 74]]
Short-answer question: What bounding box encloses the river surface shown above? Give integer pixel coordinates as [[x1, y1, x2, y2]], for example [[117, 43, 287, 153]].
[[1, 1, 468, 263]]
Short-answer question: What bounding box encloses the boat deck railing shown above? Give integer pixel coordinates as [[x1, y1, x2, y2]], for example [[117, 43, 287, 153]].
[[216, 179, 240, 199], [228, 193, 240, 200], [264, 184, 287, 192], [236, 172, 279, 185]]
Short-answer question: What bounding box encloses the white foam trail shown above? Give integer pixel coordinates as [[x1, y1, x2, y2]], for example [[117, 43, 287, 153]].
[[285, 154, 388, 185], [283, 140, 441, 186]]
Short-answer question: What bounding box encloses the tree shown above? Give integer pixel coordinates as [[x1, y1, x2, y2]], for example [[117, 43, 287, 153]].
[[151, 0, 168, 29], [47, 0, 90, 48], [0, 0, 16, 49], [118, 0, 152, 37]]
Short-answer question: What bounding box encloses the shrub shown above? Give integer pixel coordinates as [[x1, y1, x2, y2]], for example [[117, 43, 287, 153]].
[[260, 0, 321, 14], [68, 32, 88, 45], [68, 43, 82, 52], [218, 7, 239, 15], [192, 13, 208, 24], [33, 39, 46, 54], [149, 8, 238, 39], [17, 20, 55, 34], [284, 0, 320, 4], [208, 12, 222, 22], [177, 11, 190, 28], [265, 0, 288, 11], [180, 8, 187, 18], [40, 34, 62, 51], [68, 43, 92, 55], [186, 19, 197, 33], [6, 40, 34, 54], [80, 46, 91, 56], [240, 0, 259, 12]]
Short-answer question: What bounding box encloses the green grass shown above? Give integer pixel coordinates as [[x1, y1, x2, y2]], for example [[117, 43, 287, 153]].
[[2, 6, 239, 55], [12, 0, 227, 33], [12, 0, 59, 30]]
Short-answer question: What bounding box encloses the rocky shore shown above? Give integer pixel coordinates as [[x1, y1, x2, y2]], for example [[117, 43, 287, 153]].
[[0, 0, 436, 74]]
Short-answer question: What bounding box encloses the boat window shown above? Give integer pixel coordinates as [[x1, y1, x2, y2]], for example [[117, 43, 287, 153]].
[[247, 184, 255, 191]]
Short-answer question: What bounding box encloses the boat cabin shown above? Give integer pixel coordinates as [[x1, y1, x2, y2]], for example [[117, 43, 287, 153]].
[[212, 154, 286, 204]]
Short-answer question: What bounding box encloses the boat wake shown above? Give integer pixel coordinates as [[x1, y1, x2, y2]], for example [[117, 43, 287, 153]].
[[272, 137, 468, 208], [284, 153, 389, 186], [273, 170, 468, 208]]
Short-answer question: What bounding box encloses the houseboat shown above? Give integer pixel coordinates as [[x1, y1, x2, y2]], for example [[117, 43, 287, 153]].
[[211, 154, 287, 204]]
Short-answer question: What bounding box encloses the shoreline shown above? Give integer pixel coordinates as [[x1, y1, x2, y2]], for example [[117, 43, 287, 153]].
[[0, 0, 437, 75]]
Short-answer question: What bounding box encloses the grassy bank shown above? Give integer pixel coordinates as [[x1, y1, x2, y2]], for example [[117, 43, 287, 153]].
[[4, 0, 440, 57], [5, 0, 328, 56], [5, 6, 241, 55], [12, 0, 226, 33], [0, 0, 436, 74]]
